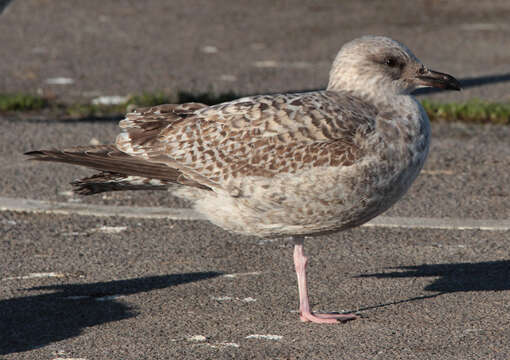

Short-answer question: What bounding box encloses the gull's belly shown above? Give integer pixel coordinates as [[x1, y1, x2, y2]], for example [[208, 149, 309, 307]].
[[195, 137, 428, 238]]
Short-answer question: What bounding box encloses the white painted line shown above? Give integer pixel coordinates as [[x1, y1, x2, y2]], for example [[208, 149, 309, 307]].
[[45, 77, 74, 85], [222, 271, 263, 278], [91, 95, 129, 105], [203, 342, 241, 349], [187, 335, 207, 342], [211, 296, 257, 302], [94, 225, 127, 234], [219, 74, 237, 82], [252, 60, 278, 68], [0, 196, 204, 220], [364, 216, 510, 231], [58, 191, 74, 197], [195, 342, 241, 349], [252, 60, 313, 69], [201, 45, 218, 54], [2, 272, 65, 281], [1, 196, 509, 231], [245, 334, 282, 340]]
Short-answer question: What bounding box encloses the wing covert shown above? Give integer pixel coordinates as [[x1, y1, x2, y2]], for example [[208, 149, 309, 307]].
[[115, 92, 377, 186]]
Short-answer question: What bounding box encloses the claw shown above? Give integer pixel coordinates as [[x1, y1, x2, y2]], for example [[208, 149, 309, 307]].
[[300, 311, 358, 323]]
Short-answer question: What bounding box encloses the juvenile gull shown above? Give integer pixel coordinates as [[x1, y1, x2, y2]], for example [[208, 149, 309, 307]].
[[26, 36, 460, 324]]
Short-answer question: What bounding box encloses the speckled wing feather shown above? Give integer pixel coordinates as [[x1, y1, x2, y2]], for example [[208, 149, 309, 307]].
[[116, 91, 378, 191]]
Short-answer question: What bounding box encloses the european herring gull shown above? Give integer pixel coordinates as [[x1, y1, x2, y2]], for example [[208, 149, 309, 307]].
[[26, 36, 460, 324]]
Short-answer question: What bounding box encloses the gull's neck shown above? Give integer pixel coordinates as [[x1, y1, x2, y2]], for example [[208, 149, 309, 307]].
[[328, 72, 426, 135], [327, 77, 407, 106]]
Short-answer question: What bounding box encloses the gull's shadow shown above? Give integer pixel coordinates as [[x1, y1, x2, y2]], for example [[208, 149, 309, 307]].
[[0, 272, 221, 355], [355, 260, 510, 311], [0, 0, 14, 15]]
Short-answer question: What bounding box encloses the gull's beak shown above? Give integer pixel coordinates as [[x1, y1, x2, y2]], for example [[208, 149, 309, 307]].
[[415, 68, 461, 91]]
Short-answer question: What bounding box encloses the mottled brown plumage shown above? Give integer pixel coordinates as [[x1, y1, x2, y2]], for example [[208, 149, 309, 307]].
[[116, 92, 377, 185]]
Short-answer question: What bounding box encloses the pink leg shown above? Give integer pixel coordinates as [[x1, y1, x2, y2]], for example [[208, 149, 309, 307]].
[[293, 237, 358, 324]]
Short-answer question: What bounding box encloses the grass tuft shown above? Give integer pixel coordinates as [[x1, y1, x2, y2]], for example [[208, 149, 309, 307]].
[[422, 99, 510, 125], [126, 92, 178, 108], [177, 91, 238, 105], [0, 93, 48, 111], [64, 103, 125, 118]]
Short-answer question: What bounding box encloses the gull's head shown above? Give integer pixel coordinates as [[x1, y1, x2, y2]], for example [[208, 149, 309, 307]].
[[327, 36, 460, 98]]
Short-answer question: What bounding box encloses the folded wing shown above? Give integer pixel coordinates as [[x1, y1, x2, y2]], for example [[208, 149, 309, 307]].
[[27, 91, 377, 195]]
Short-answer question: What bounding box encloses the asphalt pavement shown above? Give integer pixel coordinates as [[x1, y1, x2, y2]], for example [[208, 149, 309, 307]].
[[1, 0, 509, 102], [1, 1, 510, 359]]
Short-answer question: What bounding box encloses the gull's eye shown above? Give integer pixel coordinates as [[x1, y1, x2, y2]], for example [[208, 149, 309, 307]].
[[385, 57, 398, 68]]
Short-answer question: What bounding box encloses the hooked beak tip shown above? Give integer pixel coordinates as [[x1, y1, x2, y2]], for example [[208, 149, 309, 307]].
[[416, 69, 461, 91]]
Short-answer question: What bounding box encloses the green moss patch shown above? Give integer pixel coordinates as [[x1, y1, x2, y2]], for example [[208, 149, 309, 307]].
[[1, 91, 509, 125], [422, 99, 510, 125], [0, 93, 48, 111]]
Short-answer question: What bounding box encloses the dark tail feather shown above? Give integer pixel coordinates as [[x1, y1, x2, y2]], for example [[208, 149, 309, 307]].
[[25, 145, 211, 194], [25, 145, 179, 180], [71, 172, 171, 195]]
